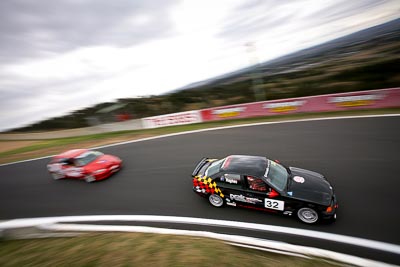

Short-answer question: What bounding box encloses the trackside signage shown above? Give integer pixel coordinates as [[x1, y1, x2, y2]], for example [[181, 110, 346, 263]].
[[142, 110, 202, 129], [200, 88, 400, 122]]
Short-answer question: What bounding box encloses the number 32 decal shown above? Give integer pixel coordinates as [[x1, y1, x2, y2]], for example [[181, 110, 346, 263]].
[[265, 199, 284, 211]]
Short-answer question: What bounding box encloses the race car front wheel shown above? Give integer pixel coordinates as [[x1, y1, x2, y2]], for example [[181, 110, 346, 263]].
[[297, 207, 319, 224], [209, 194, 224, 207], [84, 175, 96, 183]]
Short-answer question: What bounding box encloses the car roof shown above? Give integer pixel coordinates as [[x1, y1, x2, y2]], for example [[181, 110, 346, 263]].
[[56, 149, 89, 159], [221, 155, 268, 177]]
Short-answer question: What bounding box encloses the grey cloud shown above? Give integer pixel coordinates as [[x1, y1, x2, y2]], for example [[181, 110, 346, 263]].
[[0, 74, 109, 131], [0, 69, 107, 110], [1, 0, 398, 131], [217, 1, 301, 41], [307, 0, 393, 25], [217, 0, 399, 42], [0, 0, 179, 64]]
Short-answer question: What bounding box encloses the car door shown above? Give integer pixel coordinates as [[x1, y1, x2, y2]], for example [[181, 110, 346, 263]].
[[243, 175, 286, 212], [214, 173, 248, 207], [62, 159, 84, 179]]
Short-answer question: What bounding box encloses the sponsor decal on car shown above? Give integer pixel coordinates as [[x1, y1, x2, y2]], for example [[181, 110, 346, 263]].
[[65, 167, 83, 177], [225, 177, 238, 184], [229, 194, 263, 204], [264, 198, 285, 211], [193, 176, 224, 198], [293, 176, 305, 183], [225, 198, 237, 206]]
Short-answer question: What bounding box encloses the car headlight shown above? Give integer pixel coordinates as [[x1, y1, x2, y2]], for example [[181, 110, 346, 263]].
[[93, 169, 106, 174]]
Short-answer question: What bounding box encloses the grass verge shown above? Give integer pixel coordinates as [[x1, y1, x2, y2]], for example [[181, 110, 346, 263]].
[[1, 108, 399, 164], [0, 232, 341, 267]]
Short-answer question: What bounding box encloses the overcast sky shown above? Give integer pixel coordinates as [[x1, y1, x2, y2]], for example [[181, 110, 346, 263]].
[[0, 0, 399, 131]]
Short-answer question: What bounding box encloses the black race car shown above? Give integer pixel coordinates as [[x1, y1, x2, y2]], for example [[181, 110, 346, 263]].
[[191, 155, 337, 224]]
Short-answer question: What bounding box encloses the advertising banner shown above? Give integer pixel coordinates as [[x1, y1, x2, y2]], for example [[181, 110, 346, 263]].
[[200, 88, 400, 122], [142, 110, 202, 129]]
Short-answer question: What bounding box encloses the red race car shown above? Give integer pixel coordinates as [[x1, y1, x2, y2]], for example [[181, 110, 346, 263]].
[[47, 149, 122, 182]]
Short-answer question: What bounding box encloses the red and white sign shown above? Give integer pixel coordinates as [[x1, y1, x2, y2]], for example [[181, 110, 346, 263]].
[[142, 110, 202, 129], [141, 88, 399, 128], [200, 88, 400, 122]]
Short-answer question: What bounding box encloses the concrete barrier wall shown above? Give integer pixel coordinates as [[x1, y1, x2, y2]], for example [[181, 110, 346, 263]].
[[200, 88, 400, 122], [0, 119, 143, 140], [1, 88, 399, 139]]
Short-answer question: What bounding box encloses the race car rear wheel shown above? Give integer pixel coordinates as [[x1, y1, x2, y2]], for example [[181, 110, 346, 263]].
[[297, 207, 319, 224], [51, 172, 65, 180], [209, 194, 224, 207]]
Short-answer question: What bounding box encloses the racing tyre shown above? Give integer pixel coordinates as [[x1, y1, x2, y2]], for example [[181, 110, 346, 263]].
[[208, 194, 224, 207], [51, 172, 65, 180], [84, 175, 96, 183], [297, 207, 319, 224]]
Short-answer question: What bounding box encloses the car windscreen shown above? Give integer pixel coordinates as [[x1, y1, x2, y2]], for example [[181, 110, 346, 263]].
[[50, 158, 68, 164], [74, 151, 103, 167], [264, 160, 289, 191], [205, 158, 224, 177]]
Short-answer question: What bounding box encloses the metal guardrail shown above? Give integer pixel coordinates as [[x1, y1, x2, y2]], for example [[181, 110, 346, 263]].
[[1, 215, 398, 267]]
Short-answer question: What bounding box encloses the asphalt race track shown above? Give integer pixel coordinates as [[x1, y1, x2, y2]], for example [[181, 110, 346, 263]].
[[1, 116, 400, 264]]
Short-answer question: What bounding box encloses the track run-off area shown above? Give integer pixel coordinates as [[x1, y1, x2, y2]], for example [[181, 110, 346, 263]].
[[1, 114, 400, 265]]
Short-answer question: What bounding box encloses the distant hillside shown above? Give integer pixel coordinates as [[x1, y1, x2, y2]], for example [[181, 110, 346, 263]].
[[9, 18, 400, 132], [177, 18, 400, 90]]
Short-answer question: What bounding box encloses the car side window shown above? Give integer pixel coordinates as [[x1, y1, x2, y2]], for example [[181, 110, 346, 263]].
[[66, 158, 75, 166], [246, 176, 268, 192], [217, 173, 242, 189]]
